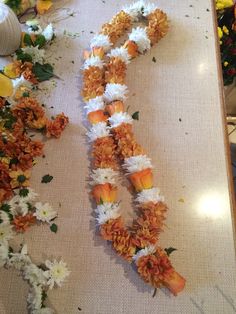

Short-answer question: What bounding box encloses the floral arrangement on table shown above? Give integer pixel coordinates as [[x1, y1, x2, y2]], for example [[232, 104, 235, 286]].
[[2, 0, 53, 16], [82, 0, 186, 295], [0, 19, 69, 313], [216, 0, 236, 85]]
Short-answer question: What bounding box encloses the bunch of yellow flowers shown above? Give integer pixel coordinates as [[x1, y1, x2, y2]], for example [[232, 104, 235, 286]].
[[216, 0, 234, 10]]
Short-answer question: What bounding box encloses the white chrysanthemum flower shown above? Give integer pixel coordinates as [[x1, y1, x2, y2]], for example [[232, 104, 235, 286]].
[[142, 3, 157, 16], [7, 194, 29, 216], [0, 241, 9, 268], [19, 188, 38, 202], [129, 27, 151, 53], [91, 168, 118, 185], [108, 47, 131, 64], [108, 112, 133, 128], [0, 211, 10, 224], [84, 96, 104, 114], [136, 187, 164, 204], [83, 56, 104, 70], [34, 203, 57, 223], [42, 23, 54, 41], [32, 308, 55, 314], [8, 244, 31, 270], [7, 195, 20, 213], [23, 264, 47, 286], [104, 83, 128, 103], [26, 19, 43, 35], [123, 0, 145, 21], [87, 122, 110, 141], [27, 284, 43, 311], [44, 260, 70, 289], [21, 46, 45, 64], [18, 199, 29, 216], [95, 203, 121, 225], [90, 34, 112, 51], [0, 223, 14, 243], [132, 245, 156, 263], [123, 155, 153, 173]]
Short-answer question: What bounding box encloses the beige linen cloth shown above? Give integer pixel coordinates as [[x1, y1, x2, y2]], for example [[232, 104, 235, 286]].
[[1, 0, 236, 313]]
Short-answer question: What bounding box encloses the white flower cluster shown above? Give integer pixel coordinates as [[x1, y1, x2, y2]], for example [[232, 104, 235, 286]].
[[129, 27, 151, 53], [123, 155, 153, 173], [83, 56, 104, 70], [108, 112, 133, 128], [132, 245, 156, 263], [90, 34, 112, 51], [26, 20, 54, 41], [21, 46, 45, 64], [136, 187, 164, 204], [108, 47, 131, 65], [123, 1, 157, 21], [87, 122, 110, 141], [95, 203, 121, 225], [84, 96, 105, 114], [104, 83, 128, 103], [91, 168, 118, 185]]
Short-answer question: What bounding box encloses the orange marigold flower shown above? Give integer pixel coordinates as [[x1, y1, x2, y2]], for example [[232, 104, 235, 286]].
[[92, 136, 118, 169], [9, 169, 31, 188], [105, 57, 127, 84], [46, 113, 69, 138], [100, 217, 124, 241], [146, 9, 169, 45], [129, 168, 153, 192], [13, 213, 36, 233], [82, 66, 105, 101], [92, 183, 117, 204], [124, 40, 139, 58], [87, 110, 108, 124], [112, 229, 136, 261], [105, 100, 124, 115]]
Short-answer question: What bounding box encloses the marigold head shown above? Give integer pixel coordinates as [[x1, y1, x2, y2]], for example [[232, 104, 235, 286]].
[[92, 183, 117, 204], [129, 168, 153, 192]]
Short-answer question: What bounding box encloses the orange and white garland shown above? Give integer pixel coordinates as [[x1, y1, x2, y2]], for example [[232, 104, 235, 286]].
[[82, 1, 186, 295]]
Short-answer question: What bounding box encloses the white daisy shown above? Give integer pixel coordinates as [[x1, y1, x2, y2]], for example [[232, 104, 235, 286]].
[[0, 241, 9, 268], [34, 203, 57, 223], [129, 27, 151, 53], [42, 23, 54, 41], [8, 244, 31, 270], [44, 260, 70, 289], [21, 46, 45, 64], [0, 223, 14, 243], [95, 202, 121, 225], [83, 56, 104, 70], [108, 112, 133, 128], [27, 284, 43, 311], [0, 211, 10, 224], [19, 188, 38, 203], [90, 34, 112, 52], [23, 264, 47, 286], [108, 47, 131, 64], [26, 19, 43, 35], [132, 245, 156, 263], [104, 83, 128, 103], [91, 168, 118, 185], [123, 155, 153, 173], [84, 96, 104, 114], [86, 122, 110, 142], [136, 187, 164, 204]]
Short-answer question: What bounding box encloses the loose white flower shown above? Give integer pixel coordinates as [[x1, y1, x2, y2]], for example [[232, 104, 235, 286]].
[[108, 47, 131, 64], [83, 56, 104, 70], [19, 188, 38, 202], [34, 203, 57, 223], [8, 244, 31, 270], [23, 264, 47, 286], [129, 27, 151, 53], [21, 46, 45, 64], [84, 96, 104, 114], [0, 223, 14, 243], [42, 23, 54, 41], [90, 34, 112, 51], [87, 122, 110, 141], [27, 284, 43, 311], [44, 260, 70, 289], [108, 112, 133, 128], [136, 187, 164, 204], [0, 241, 9, 268], [91, 168, 118, 185], [132, 245, 156, 263], [26, 19, 43, 35], [123, 155, 153, 173], [95, 203, 120, 225], [104, 83, 128, 103]]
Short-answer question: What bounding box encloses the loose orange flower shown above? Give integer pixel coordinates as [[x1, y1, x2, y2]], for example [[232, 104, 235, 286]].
[[105, 100, 124, 115], [92, 183, 117, 204], [87, 110, 107, 124], [46, 113, 69, 138], [129, 168, 153, 192], [36, 0, 53, 15], [13, 213, 36, 233], [9, 170, 31, 188]]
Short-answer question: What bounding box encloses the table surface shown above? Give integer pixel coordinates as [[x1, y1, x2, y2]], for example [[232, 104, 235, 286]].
[[1, 0, 236, 313]]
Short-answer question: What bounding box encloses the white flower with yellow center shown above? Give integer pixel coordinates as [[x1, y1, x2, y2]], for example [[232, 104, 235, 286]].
[[44, 260, 70, 289], [34, 203, 57, 223], [23, 264, 47, 286]]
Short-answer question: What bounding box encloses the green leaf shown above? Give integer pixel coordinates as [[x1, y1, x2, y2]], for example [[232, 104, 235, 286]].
[[22, 92, 30, 97], [15, 49, 32, 62], [164, 247, 177, 256], [32, 63, 54, 82], [41, 174, 53, 183], [34, 35, 46, 48], [132, 111, 139, 120], [19, 188, 29, 197], [50, 223, 58, 233], [24, 33, 33, 46]]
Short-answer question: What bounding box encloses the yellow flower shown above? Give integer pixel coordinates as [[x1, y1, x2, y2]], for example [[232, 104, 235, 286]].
[[223, 25, 229, 35], [0, 73, 13, 97], [3, 63, 20, 79], [224, 61, 229, 67], [218, 27, 223, 39], [9, 170, 31, 188], [36, 0, 53, 15], [216, 0, 234, 10]]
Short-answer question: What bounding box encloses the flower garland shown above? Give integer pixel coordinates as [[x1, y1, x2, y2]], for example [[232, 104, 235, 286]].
[[0, 20, 69, 313], [82, 0, 186, 295]]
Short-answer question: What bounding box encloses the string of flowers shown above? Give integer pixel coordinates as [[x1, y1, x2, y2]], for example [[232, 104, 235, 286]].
[[82, 0, 185, 295], [0, 20, 69, 313]]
